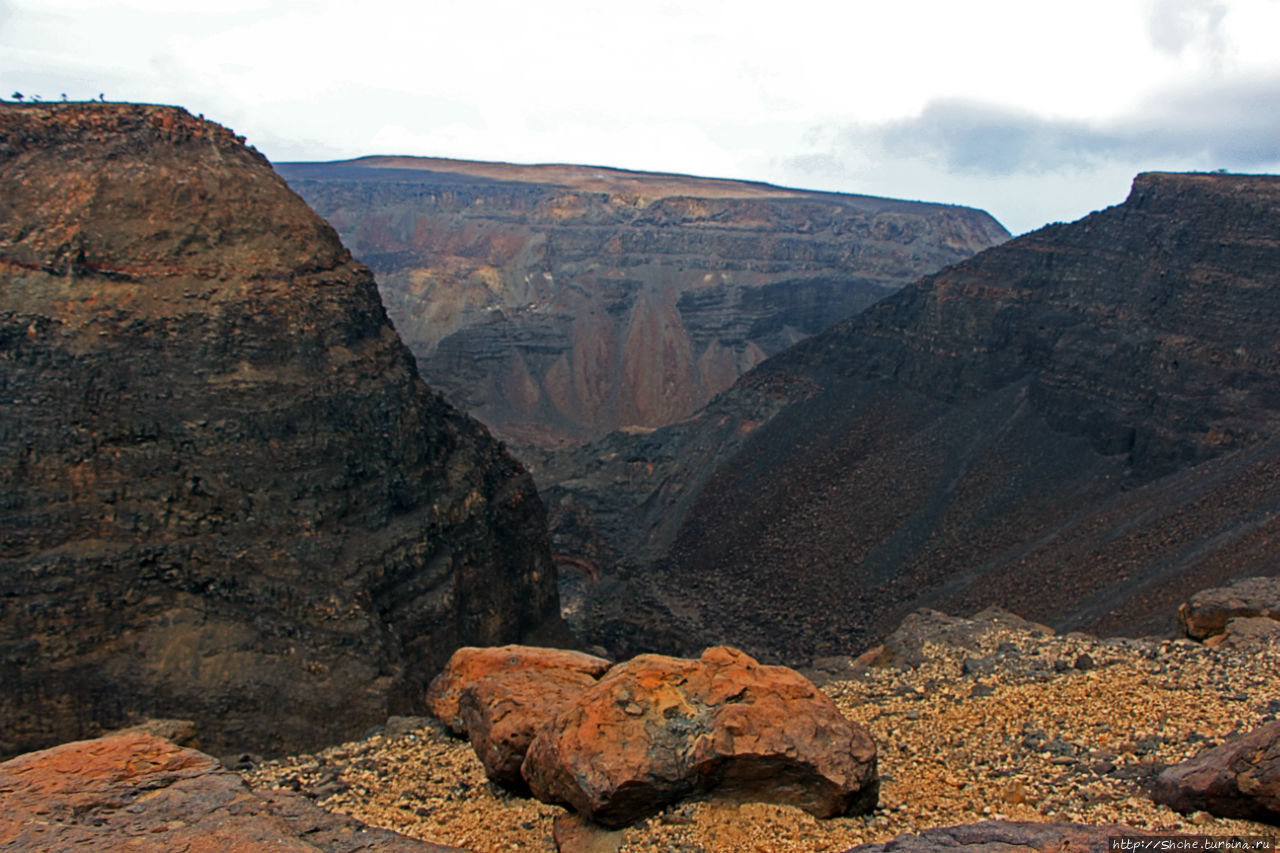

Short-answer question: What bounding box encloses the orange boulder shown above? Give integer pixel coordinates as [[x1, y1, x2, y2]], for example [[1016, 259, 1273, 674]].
[[426, 644, 613, 735], [460, 667, 600, 787], [521, 645, 878, 828]]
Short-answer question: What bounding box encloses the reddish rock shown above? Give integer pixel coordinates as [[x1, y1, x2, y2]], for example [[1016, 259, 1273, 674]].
[[426, 644, 612, 735], [1179, 576, 1280, 640], [1203, 616, 1280, 649], [1152, 720, 1280, 823], [522, 646, 878, 828], [0, 731, 465, 852], [844, 821, 1161, 852], [459, 666, 599, 787]]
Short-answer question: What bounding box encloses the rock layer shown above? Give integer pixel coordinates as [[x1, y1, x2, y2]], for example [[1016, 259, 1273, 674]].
[[539, 172, 1280, 662], [0, 103, 562, 759], [278, 157, 1008, 448]]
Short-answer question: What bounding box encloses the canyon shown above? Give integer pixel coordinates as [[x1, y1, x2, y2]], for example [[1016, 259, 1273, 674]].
[[278, 157, 1008, 449], [538, 172, 1280, 662]]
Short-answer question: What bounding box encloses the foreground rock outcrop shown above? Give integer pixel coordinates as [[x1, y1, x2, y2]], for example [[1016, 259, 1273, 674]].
[[522, 646, 879, 828], [539, 172, 1280, 661], [1153, 720, 1280, 823], [0, 102, 563, 759], [845, 821, 1157, 853], [278, 157, 1008, 448], [1179, 577, 1280, 640], [247, 607, 1279, 852], [0, 731, 465, 852]]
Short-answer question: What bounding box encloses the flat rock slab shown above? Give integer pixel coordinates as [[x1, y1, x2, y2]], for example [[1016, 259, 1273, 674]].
[[0, 731, 466, 852], [1179, 576, 1280, 640], [426, 644, 613, 735], [523, 645, 878, 828], [844, 820, 1159, 852], [1153, 719, 1280, 823]]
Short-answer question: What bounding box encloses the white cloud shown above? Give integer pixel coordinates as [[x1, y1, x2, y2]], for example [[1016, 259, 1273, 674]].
[[5, 0, 1280, 233]]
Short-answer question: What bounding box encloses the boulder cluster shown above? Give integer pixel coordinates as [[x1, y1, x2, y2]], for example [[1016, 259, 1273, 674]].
[[425, 644, 879, 828]]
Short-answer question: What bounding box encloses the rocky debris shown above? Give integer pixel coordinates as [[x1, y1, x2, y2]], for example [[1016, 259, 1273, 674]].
[[521, 646, 878, 828], [1152, 720, 1280, 823], [278, 157, 1009, 450], [426, 645, 613, 735], [460, 667, 600, 788], [539, 172, 1280, 663], [1179, 576, 1280, 641], [246, 615, 1279, 852], [843, 820, 1157, 853], [856, 607, 1055, 670], [0, 102, 564, 760], [0, 730, 465, 852]]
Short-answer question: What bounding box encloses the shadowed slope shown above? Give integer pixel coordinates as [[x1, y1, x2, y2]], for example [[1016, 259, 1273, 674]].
[[0, 103, 562, 758], [540, 172, 1280, 661]]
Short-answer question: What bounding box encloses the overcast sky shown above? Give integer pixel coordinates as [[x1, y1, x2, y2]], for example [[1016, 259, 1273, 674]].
[[6, 0, 1279, 234]]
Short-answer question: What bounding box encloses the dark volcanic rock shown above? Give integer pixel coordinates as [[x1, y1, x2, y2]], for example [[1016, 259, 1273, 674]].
[[277, 157, 1008, 449], [844, 821, 1158, 853], [0, 731, 466, 852], [1152, 719, 1280, 823], [522, 645, 878, 828], [1179, 576, 1280, 640], [0, 103, 563, 759], [540, 172, 1280, 662]]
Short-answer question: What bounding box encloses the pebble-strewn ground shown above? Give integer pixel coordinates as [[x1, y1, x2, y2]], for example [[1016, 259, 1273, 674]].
[[243, 627, 1279, 853]]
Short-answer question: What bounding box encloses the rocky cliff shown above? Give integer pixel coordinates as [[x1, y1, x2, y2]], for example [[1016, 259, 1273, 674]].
[[277, 157, 1008, 448], [0, 103, 563, 759], [539, 172, 1280, 661]]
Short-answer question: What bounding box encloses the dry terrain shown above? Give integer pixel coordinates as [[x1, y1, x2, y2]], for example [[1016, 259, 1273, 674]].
[[245, 625, 1279, 852]]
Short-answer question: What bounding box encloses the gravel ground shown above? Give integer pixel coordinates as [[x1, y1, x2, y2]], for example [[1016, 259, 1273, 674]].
[[242, 626, 1279, 852]]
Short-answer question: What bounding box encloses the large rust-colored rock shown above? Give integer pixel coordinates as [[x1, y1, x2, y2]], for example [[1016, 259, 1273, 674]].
[[459, 666, 599, 787], [1179, 576, 1280, 640], [522, 646, 878, 828], [426, 644, 613, 735], [540, 172, 1280, 662], [0, 731, 465, 852], [1152, 720, 1280, 823], [278, 157, 1008, 449], [0, 102, 562, 759]]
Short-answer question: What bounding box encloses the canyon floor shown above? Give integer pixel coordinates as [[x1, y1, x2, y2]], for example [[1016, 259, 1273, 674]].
[[243, 619, 1278, 852]]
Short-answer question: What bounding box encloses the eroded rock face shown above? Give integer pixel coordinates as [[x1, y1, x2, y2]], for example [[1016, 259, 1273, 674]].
[[277, 157, 1008, 448], [521, 646, 878, 828], [540, 172, 1280, 663], [1179, 577, 1280, 640], [0, 103, 562, 759], [1152, 720, 1280, 823], [0, 731, 466, 852], [425, 644, 613, 735]]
